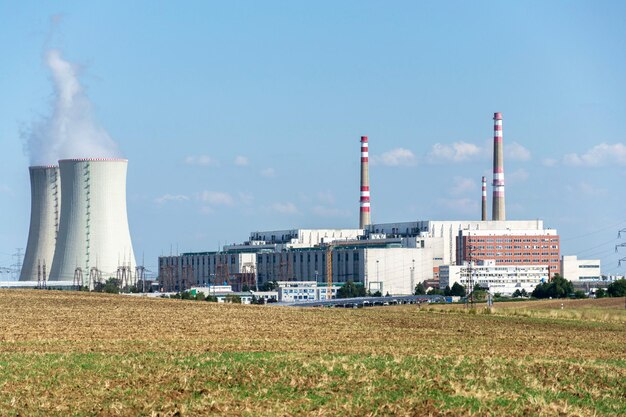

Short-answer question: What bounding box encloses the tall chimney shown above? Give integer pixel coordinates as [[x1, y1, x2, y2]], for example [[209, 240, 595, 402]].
[[492, 112, 506, 221], [359, 136, 371, 229], [481, 176, 487, 221]]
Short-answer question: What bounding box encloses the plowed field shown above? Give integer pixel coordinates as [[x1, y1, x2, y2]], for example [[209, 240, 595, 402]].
[[0, 290, 624, 416]]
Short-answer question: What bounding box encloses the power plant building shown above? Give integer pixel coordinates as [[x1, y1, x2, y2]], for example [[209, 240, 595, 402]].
[[456, 229, 560, 275], [440, 260, 548, 296], [49, 159, 136, 283]]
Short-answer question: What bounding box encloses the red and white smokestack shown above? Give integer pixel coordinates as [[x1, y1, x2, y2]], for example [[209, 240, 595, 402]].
[[481, 176, 487, 221], [492, 112, 506, 221], [359, 136, 371, 229]]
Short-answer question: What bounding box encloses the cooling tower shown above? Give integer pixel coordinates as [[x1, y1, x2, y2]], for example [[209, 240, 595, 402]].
[[49, 158, 135, 282], [19, 166, 61, 281]]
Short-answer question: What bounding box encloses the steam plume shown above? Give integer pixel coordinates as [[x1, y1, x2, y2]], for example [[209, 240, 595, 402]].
[[24, 49, 119, 165]]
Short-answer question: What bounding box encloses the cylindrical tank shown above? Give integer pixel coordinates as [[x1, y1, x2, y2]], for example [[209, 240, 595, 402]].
[[49, 158, 135, 282], [20, 166, 61, 281]]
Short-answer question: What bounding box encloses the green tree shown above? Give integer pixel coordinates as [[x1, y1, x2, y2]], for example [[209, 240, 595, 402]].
[[224, 294, 241, 304], [260, 280, 278, 291], [204, 294, 218, 302], [414, 282, 426, 295], [595, 288, 607, 298], [443, 285, 452, 296], [532, 274, 574, 299], [573, 290, 587, 299], [337, 280, 366, 298], [607, 278, 626, 297], [101, 278, 120, 294], [450, 282, 466, 297]]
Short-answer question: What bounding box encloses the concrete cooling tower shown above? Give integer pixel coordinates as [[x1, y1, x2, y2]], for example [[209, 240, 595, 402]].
[[19, 166, 61, 281], [49, 158, 136, 282]]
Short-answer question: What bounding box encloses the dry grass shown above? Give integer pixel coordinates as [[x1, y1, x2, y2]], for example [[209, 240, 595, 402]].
[[426, 297, 626, 324], [0, 290, 624, 416]]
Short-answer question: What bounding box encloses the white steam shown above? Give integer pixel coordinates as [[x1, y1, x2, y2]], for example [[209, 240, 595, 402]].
[[24, 49, 119, 165]]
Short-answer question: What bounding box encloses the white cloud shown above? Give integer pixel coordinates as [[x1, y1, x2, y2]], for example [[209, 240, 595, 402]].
[[184, 155, 220, 166], [563, 143, 626, 167], [505, 142, 531, 161], [372, 148, 416, 166], [428, 141, 482, 163], [542, 158, 558, 167], [261, 168, 276, 178], [438, 198, 479, 216], [271, 202, 298, 214], [449, 177, 476, 196], [234, 155, 249, 166], [317, 191, 335, 205], [508, 168, 530, 183], [311, 205, 350, 218], [238, 192, 254, 205], [155, 194, 189, 204], [197, 191, 234, 206], [567, 181, 607, 197]]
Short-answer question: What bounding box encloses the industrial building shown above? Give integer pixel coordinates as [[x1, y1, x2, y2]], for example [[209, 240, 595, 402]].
[[159, 251, 256, 292], [440, 260, 549, 296], [276, 281, 339, 302], [456, 229, 561, 275], [561, 256, 601, 281]]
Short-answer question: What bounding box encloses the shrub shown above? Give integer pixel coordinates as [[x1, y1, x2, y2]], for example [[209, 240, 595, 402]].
[[607, 278, 626, 297], [224, 294, 241, 304]]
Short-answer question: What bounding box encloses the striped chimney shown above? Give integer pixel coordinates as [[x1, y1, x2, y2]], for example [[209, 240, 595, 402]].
[[481, 176, 487, 221], [359, 136, 371, 229], [492, 112, 506, 221]]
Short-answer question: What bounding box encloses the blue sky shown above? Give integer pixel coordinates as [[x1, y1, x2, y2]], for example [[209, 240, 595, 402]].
[[1, 1, 626, 277]]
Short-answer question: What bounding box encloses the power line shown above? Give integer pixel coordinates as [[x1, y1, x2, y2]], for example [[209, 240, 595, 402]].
[[560, 219, 626, 242]]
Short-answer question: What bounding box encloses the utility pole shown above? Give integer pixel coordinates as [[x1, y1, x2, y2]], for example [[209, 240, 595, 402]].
[[410, 259, 415, 295], [465, 234, 474, 309]]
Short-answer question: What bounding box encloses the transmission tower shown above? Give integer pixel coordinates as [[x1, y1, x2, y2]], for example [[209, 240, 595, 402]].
[[11, 248, 24, 280], [135, 265, 146, 293], [89, 267, 102, 290], [117, 265, 132, 291], [616, 229, 626, 267], [73, 267, 83, 290]]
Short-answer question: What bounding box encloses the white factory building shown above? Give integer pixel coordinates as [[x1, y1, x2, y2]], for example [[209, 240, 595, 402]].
[[561, 256, 601, 281], [367, 220, 548, 266], [439, 260, 549, 296]]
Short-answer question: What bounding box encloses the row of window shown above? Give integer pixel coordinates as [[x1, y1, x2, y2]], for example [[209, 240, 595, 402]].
[[469, 238, 558, 243]]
